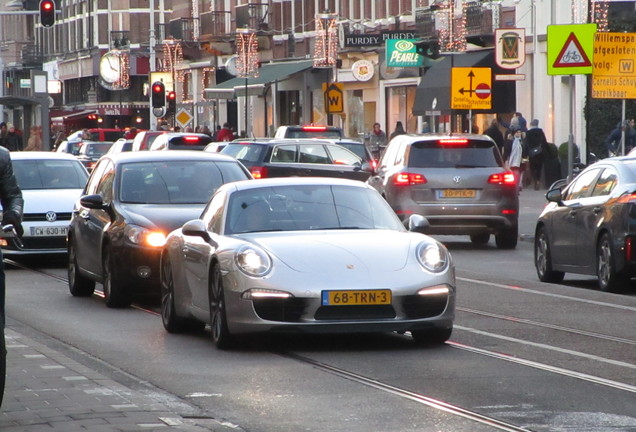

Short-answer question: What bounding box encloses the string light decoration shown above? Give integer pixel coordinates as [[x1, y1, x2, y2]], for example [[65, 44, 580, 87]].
[[201, 67, 215, 98], [435, 1, 467, 53], [161, 39, 185, 89], [236, 28, 260, 78], [590, 0, 609, 32], [113, 50, 130, 90], [314, 12, 338, 68]]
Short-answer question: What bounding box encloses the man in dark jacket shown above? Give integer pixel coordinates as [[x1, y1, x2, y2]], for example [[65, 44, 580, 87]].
[[3, 125, 23, 152], [484, 118, 504, 154], [0, 146, 24, 407], [525, 119, 549, 190]]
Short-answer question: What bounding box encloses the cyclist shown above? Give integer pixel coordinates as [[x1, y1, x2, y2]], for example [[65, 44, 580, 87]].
[[0, 145, 23, 407]]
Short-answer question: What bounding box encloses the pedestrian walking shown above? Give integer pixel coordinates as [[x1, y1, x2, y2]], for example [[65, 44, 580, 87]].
[[507, 127, 524, 192], [524, 119, 549, 190], [626, 119, 636, 153], [216, 122, 235, 142], [390, 121, 406, 139], [514, 112, 528, 132], [484, 118, 504, 155], [24, 125, 43, 151], [604, 121, 626, 157], [3, 125, 23, 152], [367, 122, 387, 159]]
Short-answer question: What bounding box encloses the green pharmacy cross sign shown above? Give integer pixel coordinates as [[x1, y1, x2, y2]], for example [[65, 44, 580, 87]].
[[386, 39, 423, 68]]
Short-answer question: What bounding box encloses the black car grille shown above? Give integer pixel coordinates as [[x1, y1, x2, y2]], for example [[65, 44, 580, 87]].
[[315, 305, 396, 320], [23, 213, 73, 222], [401, 295, 448, 319], [252, 298, 307, 322]]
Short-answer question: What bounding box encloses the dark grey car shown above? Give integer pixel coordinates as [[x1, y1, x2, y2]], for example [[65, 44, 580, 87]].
[[367, 134, 519, 249], [535, 157, 636, 292]]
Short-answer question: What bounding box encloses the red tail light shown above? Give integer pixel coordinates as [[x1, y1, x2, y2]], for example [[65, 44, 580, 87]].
[[184, 136, 200, 142], [251, 166, 268, 179], [488, 172, 516, 185], [627, 237, 634, 262], [393, 172, 426, 185], [617, 193, 636, 203], [301, 126, 327, 131], [371, 159, 378, 171]]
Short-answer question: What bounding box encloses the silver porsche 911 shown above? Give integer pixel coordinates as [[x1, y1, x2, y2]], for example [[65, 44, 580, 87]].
[[160, 177, 456, 349]]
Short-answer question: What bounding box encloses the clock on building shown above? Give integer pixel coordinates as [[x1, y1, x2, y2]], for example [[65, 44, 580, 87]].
[[99, 52, 122, 84]]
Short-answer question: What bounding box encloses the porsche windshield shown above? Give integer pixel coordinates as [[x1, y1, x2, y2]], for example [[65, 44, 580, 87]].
[[226, 184, 403, 234]]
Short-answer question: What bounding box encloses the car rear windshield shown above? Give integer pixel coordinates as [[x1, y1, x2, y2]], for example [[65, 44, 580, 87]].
[[221, 143, 267, 163], [13, 160, 89, 190], [168, 135, 213, 148], [285, 129, 342, 139], [408, 139, 503, 168], [119, 160, 249, 204], [83, 142, 112, 156]]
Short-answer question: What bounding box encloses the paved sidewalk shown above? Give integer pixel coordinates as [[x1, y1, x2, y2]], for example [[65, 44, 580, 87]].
[[1, 326, 239, 432]]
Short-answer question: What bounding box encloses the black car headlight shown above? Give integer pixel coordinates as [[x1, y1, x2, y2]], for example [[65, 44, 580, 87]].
[[125, 224, 167, 247], [416, 242, 449, 273], [235, 244, 272, 277]]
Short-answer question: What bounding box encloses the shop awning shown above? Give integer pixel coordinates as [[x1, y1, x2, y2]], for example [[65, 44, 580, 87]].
[[62, 109, 97, 120], [204, 59, 314, 99], [413, 50, 516, 115]]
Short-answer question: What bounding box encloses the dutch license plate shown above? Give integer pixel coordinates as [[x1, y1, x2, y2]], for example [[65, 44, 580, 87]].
[[29, 226, 68, 237], [321, 289, 391, 306], [439, 189, 476, 198]]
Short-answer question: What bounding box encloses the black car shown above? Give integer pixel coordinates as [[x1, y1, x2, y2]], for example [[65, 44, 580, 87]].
[[149, 132, 213, 151], [67, 151, 252, 307], [220, 138, 373, 181], [535, 156, 636, 292], [76, 141, 113, 171]]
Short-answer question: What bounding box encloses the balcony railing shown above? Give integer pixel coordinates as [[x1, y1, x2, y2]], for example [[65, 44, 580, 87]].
[[416, 2, 497, 44], [158, 18, 199, 43], [200, 11, 232, 38]]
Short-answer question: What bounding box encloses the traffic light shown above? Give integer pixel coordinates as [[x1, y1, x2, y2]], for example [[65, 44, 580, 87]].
[[414, 39, 441, 60], [166, 91, 176, 115], [151, 82, 165, 109], [39, 0, 55, 28]]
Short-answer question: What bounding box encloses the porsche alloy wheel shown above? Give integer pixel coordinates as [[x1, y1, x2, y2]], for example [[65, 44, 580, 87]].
[[534, 227, 564, 283], [68, 240, 95, 297], [209, 265, 233, 349], [102, 248, 131, 308]]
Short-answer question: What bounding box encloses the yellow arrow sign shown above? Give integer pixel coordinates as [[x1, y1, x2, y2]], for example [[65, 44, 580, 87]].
[[451, 67, 492, 110]]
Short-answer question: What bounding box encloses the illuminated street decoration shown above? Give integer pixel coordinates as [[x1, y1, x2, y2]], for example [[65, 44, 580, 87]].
[[435, 0, 467, 53], [236, 28, 259, 78], [314, 12, 338, 68]]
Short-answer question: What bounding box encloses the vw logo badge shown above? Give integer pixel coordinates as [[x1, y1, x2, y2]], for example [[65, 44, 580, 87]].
[[453, 176, 462, 184], [45, 211, 58, 222]]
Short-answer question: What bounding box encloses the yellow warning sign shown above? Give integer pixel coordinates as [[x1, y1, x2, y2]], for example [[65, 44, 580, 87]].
[[547, 24, 596, 76], [592, 32, 636, 99], [176, 109, 193, 128], [322, 82, 344, 114], [451, 67, 492, 110]]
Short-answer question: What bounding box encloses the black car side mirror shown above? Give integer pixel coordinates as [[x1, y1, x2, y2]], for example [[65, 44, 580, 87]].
[[79, 194, 106, 210], [545, 188, 564, 205]]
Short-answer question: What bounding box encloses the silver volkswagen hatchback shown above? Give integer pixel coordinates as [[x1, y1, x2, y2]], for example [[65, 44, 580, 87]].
[[367, 134, 519, 249]]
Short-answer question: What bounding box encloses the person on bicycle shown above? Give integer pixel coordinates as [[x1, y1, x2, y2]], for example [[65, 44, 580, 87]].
[[0, 145, 23, 407]]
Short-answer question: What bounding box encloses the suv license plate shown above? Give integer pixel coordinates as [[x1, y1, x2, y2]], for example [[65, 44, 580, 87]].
[[321, 290, 391, 306], [439, 189, 476, 198]]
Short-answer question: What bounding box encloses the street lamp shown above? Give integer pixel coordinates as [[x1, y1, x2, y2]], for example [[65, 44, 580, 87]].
[[235, 27, 259, 138]]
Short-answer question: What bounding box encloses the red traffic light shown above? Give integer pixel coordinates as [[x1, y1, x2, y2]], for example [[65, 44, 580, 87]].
[[151, 81, 166, 109], [39, 0, 55, 27], [166, 91, 176, 115]]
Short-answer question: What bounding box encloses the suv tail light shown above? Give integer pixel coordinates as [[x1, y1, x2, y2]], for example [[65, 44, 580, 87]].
[[488, 172, 516, 185], [438, 138, 469, 146], [251, 166, 268, 179], [302, 126, 327, 131], [393, 172, 426, 185]]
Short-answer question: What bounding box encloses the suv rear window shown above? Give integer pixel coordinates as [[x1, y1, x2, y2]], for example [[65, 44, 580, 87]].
[[408, 139, 503, 168], [222, 143, 267, 163], [285, 129, 342, 139]]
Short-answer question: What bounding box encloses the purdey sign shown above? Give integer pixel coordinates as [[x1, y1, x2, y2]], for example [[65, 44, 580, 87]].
[[344, 30, 418, 47]]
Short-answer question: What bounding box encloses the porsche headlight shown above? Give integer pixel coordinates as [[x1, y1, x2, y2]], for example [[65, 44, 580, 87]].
[[125, 225, 167, 248], [416, 242, 449, 273], [235, 245, 272, 277]]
